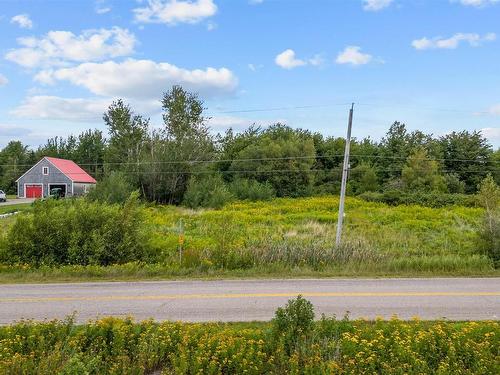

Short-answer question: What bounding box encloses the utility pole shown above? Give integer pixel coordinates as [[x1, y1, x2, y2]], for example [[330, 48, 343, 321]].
[[335, 103, 354, 247]]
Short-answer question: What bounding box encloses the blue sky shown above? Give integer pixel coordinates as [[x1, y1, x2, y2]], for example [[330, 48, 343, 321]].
[[0, 0, 499, 149]]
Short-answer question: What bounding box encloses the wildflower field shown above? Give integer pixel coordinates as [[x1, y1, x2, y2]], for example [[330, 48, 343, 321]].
[[0, 297, 498, 374], [0, 196, 497, 282]]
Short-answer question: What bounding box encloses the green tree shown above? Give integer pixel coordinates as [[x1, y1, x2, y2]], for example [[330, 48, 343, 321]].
[[104, 99, 149, 172], [349, 163, 379, 194], [74, 130, 106, 178], [0, 141, 34, 194], [229, 124, 316, 197], [140, 86, 215, 203], [440, 131, 493, 193], [401, 147, 446, 192]]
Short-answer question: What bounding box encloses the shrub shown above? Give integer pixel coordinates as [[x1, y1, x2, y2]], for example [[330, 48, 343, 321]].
[[476, 174, 500, 267], [4, 194, 153, 266], [229, 178, 275, 201], [271, 295, 315, 355], [86, 171, 137, 204], [358, 190, 478, 208], [183, 173, 234, 209]]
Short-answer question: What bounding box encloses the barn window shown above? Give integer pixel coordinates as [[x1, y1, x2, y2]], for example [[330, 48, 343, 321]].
[[42, 166, 49, 175]]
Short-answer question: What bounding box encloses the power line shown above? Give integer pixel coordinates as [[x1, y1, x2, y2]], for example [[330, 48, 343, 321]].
[[6, 167, 500, 177], [1, 154, 498, 168]]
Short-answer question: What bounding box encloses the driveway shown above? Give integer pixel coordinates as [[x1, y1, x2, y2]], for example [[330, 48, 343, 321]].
[[0, 198, 36, 206]]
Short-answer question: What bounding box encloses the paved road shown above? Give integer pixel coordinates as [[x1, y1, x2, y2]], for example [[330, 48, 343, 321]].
[[0, 198, 35, 206], [0, 278, 499, 324]]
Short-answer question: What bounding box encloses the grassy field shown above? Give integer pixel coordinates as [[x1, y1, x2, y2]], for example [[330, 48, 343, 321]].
[[1, 305, 498, 374], [0, 196, 497, 282]]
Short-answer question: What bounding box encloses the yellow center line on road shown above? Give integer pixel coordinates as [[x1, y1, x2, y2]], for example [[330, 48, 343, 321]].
[[1, 291, 499, 303]]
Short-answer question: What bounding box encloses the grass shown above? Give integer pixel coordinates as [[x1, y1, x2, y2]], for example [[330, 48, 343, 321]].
[[0, 203, 32, 216], [0, 196, 497, 283], [0, 314, 498, 374]]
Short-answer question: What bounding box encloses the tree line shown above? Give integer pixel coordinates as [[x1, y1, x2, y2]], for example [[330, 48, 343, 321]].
[[1, 85, 499, 203]]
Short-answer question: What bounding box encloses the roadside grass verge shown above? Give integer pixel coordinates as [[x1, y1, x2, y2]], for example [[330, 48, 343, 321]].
[[0, 256, 497, 284], [0, 196, 495, 282], [0, 298, 498, 374], [0, 203, 32, 216]]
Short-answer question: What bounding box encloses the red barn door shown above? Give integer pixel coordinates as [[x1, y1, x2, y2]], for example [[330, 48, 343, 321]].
[[26, 185, 42, 198]]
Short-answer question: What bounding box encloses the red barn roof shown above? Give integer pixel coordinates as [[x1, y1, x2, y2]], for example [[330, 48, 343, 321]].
[[46, 157, 97, 183]]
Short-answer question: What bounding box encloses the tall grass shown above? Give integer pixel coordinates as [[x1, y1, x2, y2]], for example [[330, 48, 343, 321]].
[[0, 196, 495, 280]]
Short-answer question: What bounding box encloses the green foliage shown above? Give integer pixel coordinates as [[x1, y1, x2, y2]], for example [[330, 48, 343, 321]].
[[86, 171, 136, 204], [227, 124, 316, 197], [441, 130, 493, 193], [1, 196, 492, 278], [182, 173, 233, 209], [444, 173, 466, 193], [104, 99, 148, 167], [140, 86, 215, 204], [476, 174, 500, 267], [0, 141, 35, 194], [402, 147, 446, 192], [1, 306, 498, 374], [349, 163, 379, 193], [4, 195, 153, 266], [271, 296, 315, 355], [229, 178, 275, 201], [358, 191, 478, 208]]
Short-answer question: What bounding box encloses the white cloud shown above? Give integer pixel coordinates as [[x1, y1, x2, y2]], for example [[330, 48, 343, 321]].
[[363, 0, 393, 11], [249, 0, 264, 4], [11, 96, 112, 121], [489, 104, 500, 115], [5, 27, 136, 68], [10, 14, 33, 29], [335, 46, 372, 65], [206, 21, 217, 31], [35, 59, 238, 99], [275, 49, 307, 69], [412, 32, 496, 50], [308, 54, 325, 66], [0, 74, 8, 86], [452, 0, 499, 7], [481, 127, 500, 141], [207, 116, 255, 131], [96, 7, 111, 14], [134, 0, 217, 25], [0, 124, 32, 137]]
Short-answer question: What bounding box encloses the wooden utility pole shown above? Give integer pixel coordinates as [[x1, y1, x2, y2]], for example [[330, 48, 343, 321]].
[[335, 103, 354, 247]]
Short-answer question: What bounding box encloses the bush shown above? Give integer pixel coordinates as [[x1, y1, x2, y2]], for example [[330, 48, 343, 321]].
[[229, 178, 275, 201], [476, 175, 500, 267], [358, 190, 478, 208], [86, 171, 137, 204], [183, 173, 234, 209], [4, 194, 153, 266], [271, 296, 315, 355]]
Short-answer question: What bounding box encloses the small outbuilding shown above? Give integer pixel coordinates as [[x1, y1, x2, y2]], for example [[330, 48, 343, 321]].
[[16, 156, 97, 198]]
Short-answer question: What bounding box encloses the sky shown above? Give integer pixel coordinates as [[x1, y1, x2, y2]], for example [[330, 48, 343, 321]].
[[0, 0, 499, 149]]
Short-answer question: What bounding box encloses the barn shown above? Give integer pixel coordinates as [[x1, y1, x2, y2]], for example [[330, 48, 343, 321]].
[[16, 157, 97, 198]]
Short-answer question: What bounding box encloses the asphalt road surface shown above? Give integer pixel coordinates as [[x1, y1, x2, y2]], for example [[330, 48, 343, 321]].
[[0, 278, 499, 324], [0, 198, 35, 206]]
